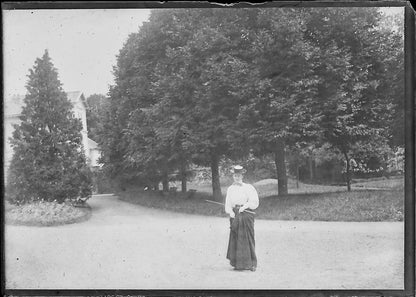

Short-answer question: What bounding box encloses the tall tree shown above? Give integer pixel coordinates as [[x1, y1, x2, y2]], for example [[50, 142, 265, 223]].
[[98, 20, 163, 187], [375, 9, 404, 148], [102, 9, 252, 200], [100, 7, 403, 197], [125, 10, 199, 193], [304, 7, 404, 190], [175, 9, 252, 200], [101, 10, 195, 191], [237, 8, 321, 196], [7, 50, 92, 204]]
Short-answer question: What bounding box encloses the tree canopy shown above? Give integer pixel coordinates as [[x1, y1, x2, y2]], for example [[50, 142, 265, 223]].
[[98, 7, 404, 198]]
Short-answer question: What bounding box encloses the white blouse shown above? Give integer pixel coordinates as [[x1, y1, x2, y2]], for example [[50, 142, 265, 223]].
[[224, 182, 259, 216]]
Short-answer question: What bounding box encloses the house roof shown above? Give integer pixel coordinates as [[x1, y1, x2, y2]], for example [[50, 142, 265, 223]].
[[4, 91, 87, 117], [66, 91, 87, 108], [88, 138, 100, 150]]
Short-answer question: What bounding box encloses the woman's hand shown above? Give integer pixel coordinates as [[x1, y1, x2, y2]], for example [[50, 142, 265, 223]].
[[230, 212, 235, 218], [239, 206, 246, 213]]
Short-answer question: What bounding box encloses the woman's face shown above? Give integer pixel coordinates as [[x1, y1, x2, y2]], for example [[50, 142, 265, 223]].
[[233, 173, 243, 183]]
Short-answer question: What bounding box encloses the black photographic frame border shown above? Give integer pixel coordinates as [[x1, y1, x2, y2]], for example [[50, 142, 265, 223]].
[[1, 1, 414, 296]]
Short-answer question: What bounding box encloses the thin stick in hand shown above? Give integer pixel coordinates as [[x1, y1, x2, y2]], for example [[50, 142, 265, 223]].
[[205, 200, 256, 214]]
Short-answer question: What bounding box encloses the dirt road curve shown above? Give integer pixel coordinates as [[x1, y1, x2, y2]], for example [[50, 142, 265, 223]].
[[5, 194, 404, 290]]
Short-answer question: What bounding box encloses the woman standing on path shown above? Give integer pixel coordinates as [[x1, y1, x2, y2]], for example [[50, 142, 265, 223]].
[[225, 165, 259, 271]]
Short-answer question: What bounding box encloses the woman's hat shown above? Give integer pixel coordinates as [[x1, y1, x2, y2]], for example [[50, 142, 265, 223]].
[[231, 165, 246, 174]]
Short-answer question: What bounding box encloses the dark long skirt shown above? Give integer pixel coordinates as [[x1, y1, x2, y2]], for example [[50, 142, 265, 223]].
[[226, 207, 257, 270]]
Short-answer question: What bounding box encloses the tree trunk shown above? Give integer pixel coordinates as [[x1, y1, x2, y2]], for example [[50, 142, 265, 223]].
[[309, 155, 315, 181], [210, 153, 222, 202], [274, 139, 288, 196], [162, 173, 169, 192], [296, 161, 300, 189], [382, 154, 390, 179], [343, 151, 352, 192], [180, 162, 187, 193]]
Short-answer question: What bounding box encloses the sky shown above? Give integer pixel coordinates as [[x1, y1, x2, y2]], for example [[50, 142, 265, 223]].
[[3, 9, 151, 98], [3, 7, 403, 99]]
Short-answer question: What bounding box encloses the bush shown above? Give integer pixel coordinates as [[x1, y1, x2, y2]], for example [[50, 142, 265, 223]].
[[6, 158, 93, 205], [92, 168, 116, 194]]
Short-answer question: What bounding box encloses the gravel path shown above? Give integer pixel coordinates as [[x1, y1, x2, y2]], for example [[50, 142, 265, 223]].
[[5, 194, 404, 290]]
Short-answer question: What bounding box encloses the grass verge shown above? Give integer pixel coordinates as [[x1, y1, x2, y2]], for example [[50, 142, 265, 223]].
[[5, 200, 92, 227], [117, 186, 404, 222], [186, 176, 404, 197], [118, 189, 225, 217], [257, 190, 403, 221]]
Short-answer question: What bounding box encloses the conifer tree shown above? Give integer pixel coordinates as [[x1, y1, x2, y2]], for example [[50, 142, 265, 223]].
[[6, 50, 92, 204]]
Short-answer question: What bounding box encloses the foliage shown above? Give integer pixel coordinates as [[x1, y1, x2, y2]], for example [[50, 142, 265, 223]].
[[86, 93, 108, 143], [6, 50, 93, 205], [302, 8, 404, 190], [91, 168, 117, 194], [376, 9, 404, 148], [101, 9, 256, 200], [98, 7, 404, 197], [235, 8, 321, 196], [220, 155, 276, 183]]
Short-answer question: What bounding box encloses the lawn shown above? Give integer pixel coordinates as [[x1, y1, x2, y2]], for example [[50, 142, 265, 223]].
[[351, 177, 404, 189], [118, 176, 404, 222], [257, 190, 403, 221], [185, 176, 404, 197]]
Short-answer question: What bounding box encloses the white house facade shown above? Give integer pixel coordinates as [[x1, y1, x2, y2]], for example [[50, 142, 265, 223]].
[[88, 138, 102, 168], [4, 91, 101, 177], [67, 91, 89, 156]]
